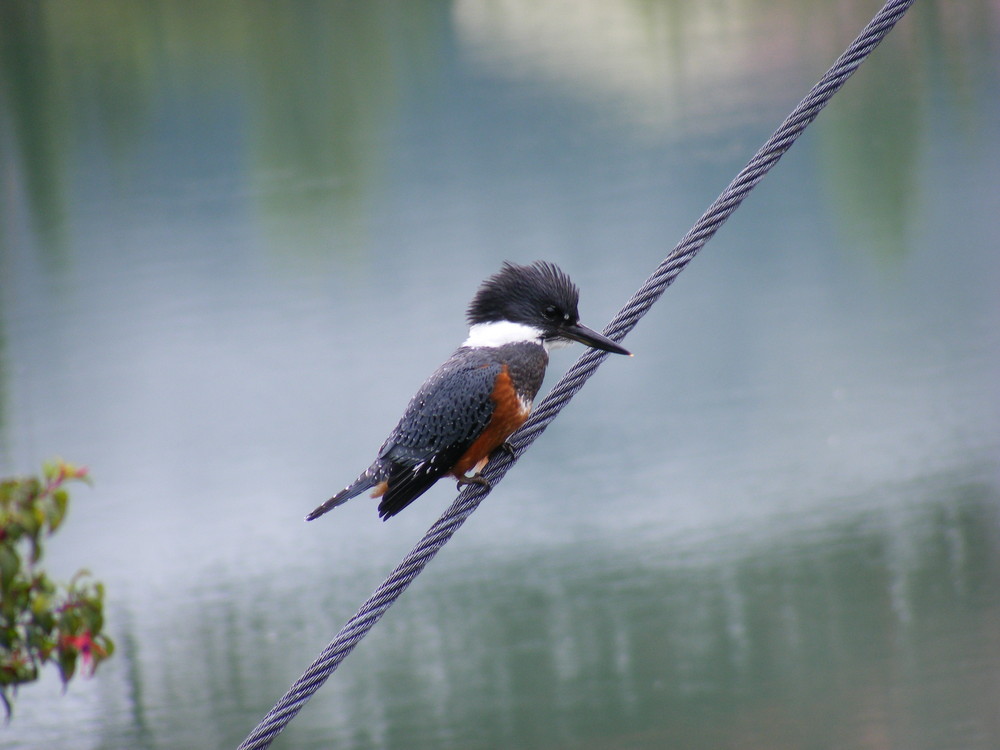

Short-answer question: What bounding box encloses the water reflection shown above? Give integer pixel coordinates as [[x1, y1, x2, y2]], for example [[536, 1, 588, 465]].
[[1, 0, 994, 262], [309, 480, 1000, 750], [1, 1, 999, 749], [91, 477, 1000, 750], [0, 1, 445, 261]]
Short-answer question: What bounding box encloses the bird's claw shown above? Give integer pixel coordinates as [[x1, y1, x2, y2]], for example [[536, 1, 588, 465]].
[[455, 474, 491, 491]]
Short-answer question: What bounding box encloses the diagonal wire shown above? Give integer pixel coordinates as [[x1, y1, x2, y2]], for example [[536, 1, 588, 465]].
[[237, 1, 916, 746]]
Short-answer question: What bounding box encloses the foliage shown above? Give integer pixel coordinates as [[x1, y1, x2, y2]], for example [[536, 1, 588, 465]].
[[0, 460, 113, 720]]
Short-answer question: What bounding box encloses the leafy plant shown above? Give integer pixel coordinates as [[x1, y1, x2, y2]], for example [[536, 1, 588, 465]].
[[0, 460, 113, 720]]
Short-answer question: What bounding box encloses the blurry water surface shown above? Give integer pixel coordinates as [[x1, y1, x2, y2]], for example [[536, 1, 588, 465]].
[[2, 1, 999, 749]]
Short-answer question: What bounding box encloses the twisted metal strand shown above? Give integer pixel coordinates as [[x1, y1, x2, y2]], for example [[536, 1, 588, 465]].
[[237, 1, 915, 746]]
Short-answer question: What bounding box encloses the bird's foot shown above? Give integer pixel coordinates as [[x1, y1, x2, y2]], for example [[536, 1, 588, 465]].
[[456, 474, 491, 491], [498, 441, 517, 458]]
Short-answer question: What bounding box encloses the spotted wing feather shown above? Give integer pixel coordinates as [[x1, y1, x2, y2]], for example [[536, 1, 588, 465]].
[[375, 352, 502, 518]]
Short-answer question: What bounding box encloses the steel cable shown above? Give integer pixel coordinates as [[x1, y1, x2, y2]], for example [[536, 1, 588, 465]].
[[237, 1, 915, 746]]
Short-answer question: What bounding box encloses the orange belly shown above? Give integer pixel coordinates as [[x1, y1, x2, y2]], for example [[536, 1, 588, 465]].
[[451, 366, 530, 478]]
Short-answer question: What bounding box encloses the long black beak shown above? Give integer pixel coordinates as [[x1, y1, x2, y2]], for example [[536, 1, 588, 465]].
[[561, 322, 632, 356]]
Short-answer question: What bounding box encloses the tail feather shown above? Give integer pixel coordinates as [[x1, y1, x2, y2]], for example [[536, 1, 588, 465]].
[[306, 473, 376, 521], [376, 469, 441, 520]]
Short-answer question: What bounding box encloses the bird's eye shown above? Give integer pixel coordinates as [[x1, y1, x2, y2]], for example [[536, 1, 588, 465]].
[[543, 305, 560, 320]]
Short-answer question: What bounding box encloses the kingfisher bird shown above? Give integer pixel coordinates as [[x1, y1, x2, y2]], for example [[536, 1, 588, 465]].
[[306, 261, 631, 522]]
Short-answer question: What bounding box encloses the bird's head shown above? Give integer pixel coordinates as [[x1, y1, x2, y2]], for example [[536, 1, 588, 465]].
[[465, 261, 631, 355]]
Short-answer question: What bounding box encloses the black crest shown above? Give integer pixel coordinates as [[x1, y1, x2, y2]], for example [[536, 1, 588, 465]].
[[466, 261, 580, 326]]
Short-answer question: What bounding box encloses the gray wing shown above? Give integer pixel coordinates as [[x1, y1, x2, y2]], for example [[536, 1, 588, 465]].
[[376, 352, 500, 518]]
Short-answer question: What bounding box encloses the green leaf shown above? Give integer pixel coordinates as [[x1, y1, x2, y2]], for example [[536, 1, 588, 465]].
[[48, 489, 69, 533], [0, 545, 19, 594], [41, 461, 54, 480], [57, 648, 76, 684], [0, 461, 110, 717]]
